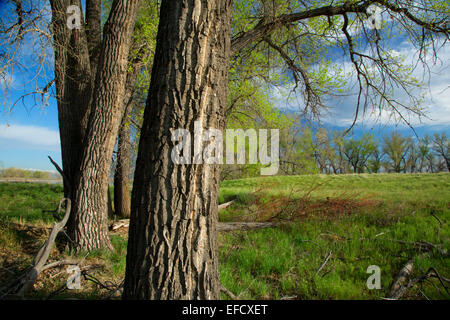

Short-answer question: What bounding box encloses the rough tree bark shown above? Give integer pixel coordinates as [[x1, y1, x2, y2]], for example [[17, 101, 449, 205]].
[[50, 0, 92, 199], [123, 0, 233, 299], [50, 0, 141, 251], [85, 0, 102, 69], [69, 0, 141, 251]]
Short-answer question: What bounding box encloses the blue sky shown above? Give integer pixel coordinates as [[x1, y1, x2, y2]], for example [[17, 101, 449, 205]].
[[0, 1, 449, 171]]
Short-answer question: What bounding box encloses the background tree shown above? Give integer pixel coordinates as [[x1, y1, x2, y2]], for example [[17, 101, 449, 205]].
[[314, 128, 334, 173], [343, 133, 377, 173], [432, 133, 449, 172], [50, 0, 141, 250], [279, 123, 318, 175], [367, 146, 383, 173], [1, 0, 161, 250], [405, 137, 420, 173], [222, 75, 293, 179], [332, 131, 348, 174], [418, 135, 432, 173], [112, 0, 158, 218], [383, 131, 408, 173]]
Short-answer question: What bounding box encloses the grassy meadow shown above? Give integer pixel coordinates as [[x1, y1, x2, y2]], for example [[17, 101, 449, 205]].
[[0, 173, 449, 299]]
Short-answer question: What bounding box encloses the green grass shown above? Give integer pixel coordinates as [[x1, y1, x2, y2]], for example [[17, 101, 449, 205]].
[[219, 211, 449, 299], [219, 172, 450, 203], [0, 173, 449, 299], [0, 182, 64, 223], [218, 173, 449, 299]]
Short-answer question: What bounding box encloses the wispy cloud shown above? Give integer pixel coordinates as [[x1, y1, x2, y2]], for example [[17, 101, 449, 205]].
[[0, 124, 60, 149], [322, 41, 450, 128]]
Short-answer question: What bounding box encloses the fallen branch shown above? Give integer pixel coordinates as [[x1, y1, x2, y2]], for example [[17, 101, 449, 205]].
[[81, 270, 122, 293], [316, 251, 332, 275], [218, 200, 235, 211], [220, 284, 238, 300], [110, 200, 236, 231], [41, 259, 80, 272], [0, 198, 72, 299], [217, 222, 276, 232], [352, 236, 448, 257], [320, 231, 347, 241], [110, 219, 277, 233], [388, 257, 416, 298], [384, 239, 448, 257], [220, 280, 254, 300], [48, 156, 71, 198], [280, 295, 298, 300], [389, 265, 450, 300], [111, 219, 130, 231]]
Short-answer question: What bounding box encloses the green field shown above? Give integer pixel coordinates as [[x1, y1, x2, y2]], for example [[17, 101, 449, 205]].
[[0, 173, 449, 299]]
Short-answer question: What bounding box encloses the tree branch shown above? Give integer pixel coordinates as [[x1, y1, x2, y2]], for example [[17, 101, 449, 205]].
[[231, 1, 372, 55]]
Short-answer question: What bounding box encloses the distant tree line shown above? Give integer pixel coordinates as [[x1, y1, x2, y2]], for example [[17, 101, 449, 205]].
[[279, 128, 449, 175], [0, 167, 52, 179]]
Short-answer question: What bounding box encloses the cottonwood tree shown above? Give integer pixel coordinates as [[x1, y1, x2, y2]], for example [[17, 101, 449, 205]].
[[124, 0, 449, 299], [405, 137, 420, 173], [368, 146, 383, 173], [343, 133, 377, 173], [418, 134, 433, 172], [279, 123, 318, 175], [2, 0, 158, 250], [221, 71, 294, 179], [314, 128, 334, 173], [332, 131, 349, 174], [383, 131, 408, 172], [2, 0, 160, 250], [123, 0, 233, 299], [50, 0, 144, 250]]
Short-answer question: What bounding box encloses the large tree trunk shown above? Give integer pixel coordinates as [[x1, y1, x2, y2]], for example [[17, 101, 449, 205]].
[[123, 0, 233, 299], [50, 0, 141, 251]]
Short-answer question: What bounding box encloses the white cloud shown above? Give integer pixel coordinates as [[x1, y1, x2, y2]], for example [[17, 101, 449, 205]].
[[0, 124, 60, 148]]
